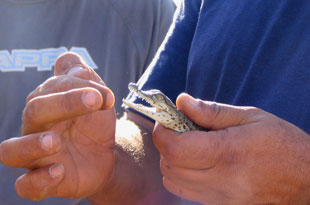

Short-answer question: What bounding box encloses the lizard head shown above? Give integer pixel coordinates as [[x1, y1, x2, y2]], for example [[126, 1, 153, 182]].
[[122, 83, 180, 123], [122, 83, 202, 132], [123, 83, 177, 113], [123, 83, 204, 132]]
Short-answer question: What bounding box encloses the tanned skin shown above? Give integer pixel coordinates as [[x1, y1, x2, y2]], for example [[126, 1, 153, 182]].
[[1, 53, 310, 204]]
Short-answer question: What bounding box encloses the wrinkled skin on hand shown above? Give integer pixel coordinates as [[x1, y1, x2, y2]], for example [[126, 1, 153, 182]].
[[0, 52, 117, 200], [153, 93, 310, 204]]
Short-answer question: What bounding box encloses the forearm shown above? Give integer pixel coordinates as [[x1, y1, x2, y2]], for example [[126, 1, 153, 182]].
[[87, 111, 179, 204]]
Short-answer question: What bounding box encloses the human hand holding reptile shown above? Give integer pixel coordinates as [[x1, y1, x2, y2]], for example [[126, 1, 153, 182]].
[[1, 52, 309, 204], [153, 93, 310, 204]]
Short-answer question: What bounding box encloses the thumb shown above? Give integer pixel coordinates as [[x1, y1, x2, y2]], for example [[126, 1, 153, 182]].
[[53, 52, 114, 109], [176, 93, 257, 130], [54, 52, 104, 84]]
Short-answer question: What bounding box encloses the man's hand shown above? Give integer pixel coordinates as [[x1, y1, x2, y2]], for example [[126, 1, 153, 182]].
[[153, 93, 310, 204], [0, 53, 116, 200]]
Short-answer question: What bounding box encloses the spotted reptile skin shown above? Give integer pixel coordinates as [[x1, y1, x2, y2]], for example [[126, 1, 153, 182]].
[[123, 83, 204, 133]]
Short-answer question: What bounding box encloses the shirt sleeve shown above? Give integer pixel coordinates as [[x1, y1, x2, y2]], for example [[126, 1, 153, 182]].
[[124, 0, 202, 111]]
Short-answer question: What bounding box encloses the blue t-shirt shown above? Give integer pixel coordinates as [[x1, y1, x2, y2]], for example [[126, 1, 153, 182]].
[[128, 0, 310, 133]]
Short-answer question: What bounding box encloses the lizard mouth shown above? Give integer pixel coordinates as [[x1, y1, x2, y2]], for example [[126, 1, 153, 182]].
[[125, 83, 157, 106], [123, 83, 160, 110], [122, 83, 167, 119]]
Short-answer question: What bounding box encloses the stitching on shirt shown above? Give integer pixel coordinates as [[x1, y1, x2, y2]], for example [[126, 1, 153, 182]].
[[105, 0, 143, 64]]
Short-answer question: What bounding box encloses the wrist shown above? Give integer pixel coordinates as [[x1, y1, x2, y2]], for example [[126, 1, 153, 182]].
[[87, 113, 172, 204]]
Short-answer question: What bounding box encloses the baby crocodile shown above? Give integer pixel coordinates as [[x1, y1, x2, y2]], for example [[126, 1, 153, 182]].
[[123, 83, 204, 133]]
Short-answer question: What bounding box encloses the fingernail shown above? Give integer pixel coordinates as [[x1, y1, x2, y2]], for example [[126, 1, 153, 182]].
[[105, 91, 115, 108], [83, 91, 100, 108], [49, 164, 64, 179], [41, 135, 53, 151], [67, 66, 84, 76]]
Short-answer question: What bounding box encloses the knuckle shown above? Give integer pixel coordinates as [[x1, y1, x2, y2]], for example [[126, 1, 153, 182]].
[[61, 92, 74, 113], [152, 129, 160, 144], [55, 52, 78, 67], [162, 177, 171, 191], [71, 67, 91, 79], [55, 52, 86, 75], [27, 191, 47, 201], [152, 126, 165, 148], [221, 148, 241, 164], [29, 175, 49, 200], [205, 101, 223, 122], [43, 76, 58, 88], [23, 101, 39, 125], [61, 90, 80, 113], [217, 129, 243, 164], [204, 131, 228, 163], [15, 177, 45, 201], [25, 78, 53, 104], [159, 159, 171, 176], [55, 76, 74, 92], [165, 144, 181, 164], [163, 177, 183, 197], [56, 52, 74, 63], [25, 90, 37, 104]]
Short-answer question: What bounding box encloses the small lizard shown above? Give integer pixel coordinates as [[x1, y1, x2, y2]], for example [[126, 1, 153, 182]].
[[123, 83, 205, 132]]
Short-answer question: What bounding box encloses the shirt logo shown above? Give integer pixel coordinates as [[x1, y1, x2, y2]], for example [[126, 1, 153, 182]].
[[0, 47, 98, 72]]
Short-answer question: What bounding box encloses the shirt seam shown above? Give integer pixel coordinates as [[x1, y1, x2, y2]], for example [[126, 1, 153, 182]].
[[106, 0, 143, 64]]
